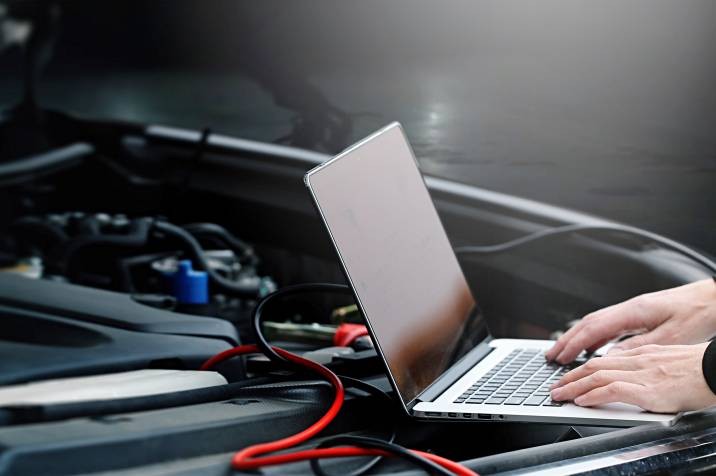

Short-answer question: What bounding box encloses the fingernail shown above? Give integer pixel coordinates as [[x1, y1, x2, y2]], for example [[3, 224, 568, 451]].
[[574, 396, 585, 406], [550, 382, 561, 390], [551, 388, 564, 400]]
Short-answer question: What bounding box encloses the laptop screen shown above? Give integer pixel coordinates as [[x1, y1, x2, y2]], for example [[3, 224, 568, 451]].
[[306, 123, 487, 406]]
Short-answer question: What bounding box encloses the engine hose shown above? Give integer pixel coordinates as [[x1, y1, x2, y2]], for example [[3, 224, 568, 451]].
[[152, 220, 261, 297], [181, 222, 258, 266]]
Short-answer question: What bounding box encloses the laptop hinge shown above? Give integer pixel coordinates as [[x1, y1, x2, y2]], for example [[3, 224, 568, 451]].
[[411, 339, 493, 406]]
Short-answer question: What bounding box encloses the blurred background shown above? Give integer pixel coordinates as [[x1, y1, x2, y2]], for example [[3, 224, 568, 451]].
[[1, 0, 714, 253]]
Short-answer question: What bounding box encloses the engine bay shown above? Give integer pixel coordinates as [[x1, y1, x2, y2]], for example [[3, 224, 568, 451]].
[[0, 114, 715, 475]]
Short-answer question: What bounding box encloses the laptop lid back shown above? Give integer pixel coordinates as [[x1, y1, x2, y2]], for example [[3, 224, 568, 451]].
[[305, 123, 487, 409]]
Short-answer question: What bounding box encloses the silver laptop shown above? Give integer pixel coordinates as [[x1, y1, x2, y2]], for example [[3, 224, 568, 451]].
[[304, 122, 675, 427]]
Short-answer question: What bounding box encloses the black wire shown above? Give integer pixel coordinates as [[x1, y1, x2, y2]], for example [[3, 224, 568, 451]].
[[250, 283, 417, 476], [251, 283, 353, 367], [152, 220, 262, 297], [0, 143, 92, 187], [454, 223, 716, 273], [311, 375, 396, 476], [313, 435, 454, 476], [179, 127, 210, 193]]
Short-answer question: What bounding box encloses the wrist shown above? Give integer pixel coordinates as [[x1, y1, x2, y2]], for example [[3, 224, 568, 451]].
[[694, 278, 716, 339], [708, 277, 716, 336]]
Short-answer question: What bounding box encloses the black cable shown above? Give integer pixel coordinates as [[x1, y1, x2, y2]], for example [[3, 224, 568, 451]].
[[169, 128, 211, 216], [181, 127, 211, 192], [0, 143, 93, 186], [311, 375, 397, 476], [313, 435, 453, 476], [455, 223, 716, 273], [249, 283, 416, 476], [152, 220, 262, 297], [250, 283, 353, 366], [182, 222, 258, 266]]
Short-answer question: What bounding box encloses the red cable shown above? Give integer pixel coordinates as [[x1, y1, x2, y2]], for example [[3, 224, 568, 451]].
[[201, 344, 478, 476]]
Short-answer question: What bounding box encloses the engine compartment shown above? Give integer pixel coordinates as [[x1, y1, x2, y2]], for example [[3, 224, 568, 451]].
[[0, 112, 714, 475]]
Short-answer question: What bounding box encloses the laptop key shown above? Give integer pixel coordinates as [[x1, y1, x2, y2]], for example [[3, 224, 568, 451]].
[[504, 396, 526, 405], [485, 397, 505, 404], [524, 395, 548, 406], [542, 399, 564, 407]]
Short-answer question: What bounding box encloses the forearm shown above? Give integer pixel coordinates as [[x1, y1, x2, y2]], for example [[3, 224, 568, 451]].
[[692, 278, 716, 397]]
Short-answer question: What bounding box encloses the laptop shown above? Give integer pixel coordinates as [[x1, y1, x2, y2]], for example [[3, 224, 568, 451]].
[[304, 122, 675, 427]]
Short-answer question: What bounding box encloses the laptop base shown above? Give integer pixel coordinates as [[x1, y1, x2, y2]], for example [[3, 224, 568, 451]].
[[413, 339, 676, 427]]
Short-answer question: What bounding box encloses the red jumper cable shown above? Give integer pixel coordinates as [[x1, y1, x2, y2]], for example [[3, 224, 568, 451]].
[[201, 344, 478, 475]]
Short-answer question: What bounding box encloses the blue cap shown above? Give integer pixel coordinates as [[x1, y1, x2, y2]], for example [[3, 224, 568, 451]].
[[169, 260, 209, 305]]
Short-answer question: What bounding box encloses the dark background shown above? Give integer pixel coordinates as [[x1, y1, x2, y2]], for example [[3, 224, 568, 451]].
[[1, 0, 714, 253]]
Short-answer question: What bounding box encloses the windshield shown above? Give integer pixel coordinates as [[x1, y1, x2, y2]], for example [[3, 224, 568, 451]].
[[1, 0, 714, 253]]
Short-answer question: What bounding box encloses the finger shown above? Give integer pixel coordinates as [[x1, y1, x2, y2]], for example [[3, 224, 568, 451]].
[[546, 320, 587, 361], [609, 329, 667, 353], [550, 370, 643, 402], [552, 298, 655, 364], [586, 337, 611, 354], [553, 307, 644, 364], [573, 381, 647, 408], [609, 343, 665, 358], [554, 325, 616, 364], [546, 303, 628, 360], [548, 314, 609, 361], [552, 356, 642, 389]]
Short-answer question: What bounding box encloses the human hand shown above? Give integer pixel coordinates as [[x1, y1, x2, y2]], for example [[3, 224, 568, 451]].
[[545, 279, 716, 365], [550, 343, 716, 413]]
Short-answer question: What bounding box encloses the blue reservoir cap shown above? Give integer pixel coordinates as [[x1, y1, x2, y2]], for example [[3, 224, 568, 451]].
[[169, 260, 209, 305]]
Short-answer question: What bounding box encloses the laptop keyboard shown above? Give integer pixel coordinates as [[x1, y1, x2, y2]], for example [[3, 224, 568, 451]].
[[453, 348, 586, 407]]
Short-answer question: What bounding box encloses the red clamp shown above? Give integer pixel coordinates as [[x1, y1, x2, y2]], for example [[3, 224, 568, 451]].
[[333, 323, 369, 347]]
